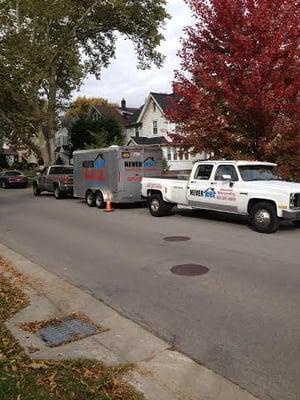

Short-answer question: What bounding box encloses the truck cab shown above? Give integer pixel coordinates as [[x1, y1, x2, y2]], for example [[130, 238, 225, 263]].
[[33, 165, 73, 199], [142, 160, 300, 233]]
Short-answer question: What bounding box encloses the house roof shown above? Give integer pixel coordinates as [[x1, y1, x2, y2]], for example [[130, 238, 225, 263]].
[[2, 148, 18, 156], [150, 92, 181, 113], [126, 107, 143, 126], [92, 104, 140, 127], [137, 92, 181, 124], [93, 105, 128, 125], [128, 136, 169, 146]]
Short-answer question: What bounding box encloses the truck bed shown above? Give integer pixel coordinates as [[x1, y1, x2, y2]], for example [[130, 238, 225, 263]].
[[142, 176, 189, 205]]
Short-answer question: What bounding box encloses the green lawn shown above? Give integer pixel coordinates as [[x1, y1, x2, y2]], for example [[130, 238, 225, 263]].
[[0, 259, 143, 400]]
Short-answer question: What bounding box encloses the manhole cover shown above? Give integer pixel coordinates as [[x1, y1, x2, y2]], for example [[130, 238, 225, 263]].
[[171, 264, 209, 276], [164, 236, 191, 242], [38, 316, 98, 347]]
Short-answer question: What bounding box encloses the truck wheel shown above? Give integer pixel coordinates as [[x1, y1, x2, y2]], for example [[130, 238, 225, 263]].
[[149, 194, 172, 217], [95, 191, 104, 209], [86, 190, 96, 207], [33, 183, 41, 196], [250, 202, 279, 233], [293, 220, 300, 228], [2, 181, 6, 189], [54, 186, 63, 199]]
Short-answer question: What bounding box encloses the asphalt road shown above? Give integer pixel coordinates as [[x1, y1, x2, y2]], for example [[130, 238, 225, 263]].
[[1, 188, 300, 400]]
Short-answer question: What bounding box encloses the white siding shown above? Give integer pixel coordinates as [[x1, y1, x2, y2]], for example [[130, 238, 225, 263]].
[[139, 98, 172, 139]]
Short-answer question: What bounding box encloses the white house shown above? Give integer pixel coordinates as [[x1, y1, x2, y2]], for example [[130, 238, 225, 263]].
[[53, 127, 72, 164], [126, 92, 206, 172]]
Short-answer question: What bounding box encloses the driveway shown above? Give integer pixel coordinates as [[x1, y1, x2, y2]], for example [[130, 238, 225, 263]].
[[0, 188, 299, 400]]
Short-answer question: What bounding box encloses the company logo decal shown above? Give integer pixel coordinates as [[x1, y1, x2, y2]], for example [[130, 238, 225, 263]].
[[124, 157, 157, 171], [83, 154, 106, 181], [190, 187, 236, 202], [190, 188, 216, 198]]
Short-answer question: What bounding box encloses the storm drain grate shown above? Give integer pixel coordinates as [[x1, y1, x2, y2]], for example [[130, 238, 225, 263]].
[[38, 316, 98, 347], [164, 236, 191, 242], [171, 264, 209, 277]]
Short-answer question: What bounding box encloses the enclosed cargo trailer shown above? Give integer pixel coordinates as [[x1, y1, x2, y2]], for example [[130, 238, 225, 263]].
[[73, 145, 163, 207]]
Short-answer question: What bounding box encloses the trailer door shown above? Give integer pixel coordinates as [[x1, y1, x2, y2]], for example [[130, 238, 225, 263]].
[[118, 147, 163, 203]]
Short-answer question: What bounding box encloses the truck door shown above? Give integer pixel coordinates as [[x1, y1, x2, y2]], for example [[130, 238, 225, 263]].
[[209, 164, 240, 213], [187, 164, 216, 209]]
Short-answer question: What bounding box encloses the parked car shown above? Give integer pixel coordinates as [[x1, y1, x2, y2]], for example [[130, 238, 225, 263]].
[[32, 165, 73, 199], [142, 160, 300, 234], [0, 170, 28, 189]]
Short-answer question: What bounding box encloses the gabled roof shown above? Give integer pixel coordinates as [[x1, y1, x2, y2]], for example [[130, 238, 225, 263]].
[[92, 104, 140, 127], [137, 92, 180, 123], [150, 92, 181, 113], [127, 136, 169, 146], [92, 105, 128, 125]]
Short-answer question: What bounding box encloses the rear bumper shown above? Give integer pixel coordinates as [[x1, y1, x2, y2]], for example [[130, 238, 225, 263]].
[[60, 184, 73, 193], [6, 181, 28, 188], [282, 209, 300, 221]]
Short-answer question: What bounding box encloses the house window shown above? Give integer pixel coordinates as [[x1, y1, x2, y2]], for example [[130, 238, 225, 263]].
[[135, 126, 140, 137], [167, 148, 172, 161], [153, 121, 158, 135], [179, 152, 183, 161], [173, 151, 178, 161], [153, 101, 157, 112], [184, 152, 189, 160]]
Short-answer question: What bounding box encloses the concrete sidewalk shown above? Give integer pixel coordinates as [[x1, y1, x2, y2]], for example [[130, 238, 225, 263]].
[[0, 242, 258, 400]]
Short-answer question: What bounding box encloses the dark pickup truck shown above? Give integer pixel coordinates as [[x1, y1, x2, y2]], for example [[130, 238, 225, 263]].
[[33, 165, 73, 199]]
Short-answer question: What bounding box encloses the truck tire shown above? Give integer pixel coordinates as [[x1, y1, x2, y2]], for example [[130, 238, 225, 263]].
[[54, 185, 63, 199], [86, 190, 96, 207], [249, 202, 279, 233], [95, 191, 104, 209], [2, 181, 6, 189], [33, 183, 41, 196], [149, 193, 172, 217], [293, 220, 300, 228]]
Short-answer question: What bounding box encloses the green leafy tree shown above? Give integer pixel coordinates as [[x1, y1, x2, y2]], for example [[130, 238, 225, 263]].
[[70, 116, 123, 151], [0, 0, 169, 165]]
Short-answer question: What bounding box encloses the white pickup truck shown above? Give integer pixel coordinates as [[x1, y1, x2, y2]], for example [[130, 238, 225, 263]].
[[141, 160, 300, 233]]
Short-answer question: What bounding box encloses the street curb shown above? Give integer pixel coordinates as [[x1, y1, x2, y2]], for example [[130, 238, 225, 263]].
[[0, 242, 259, 400]]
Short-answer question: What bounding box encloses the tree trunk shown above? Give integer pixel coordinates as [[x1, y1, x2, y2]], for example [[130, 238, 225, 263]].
[[37, 126, 53, 165]]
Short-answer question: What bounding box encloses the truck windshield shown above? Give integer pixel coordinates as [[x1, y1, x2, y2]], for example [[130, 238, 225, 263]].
[[238, 166, 280, 181]]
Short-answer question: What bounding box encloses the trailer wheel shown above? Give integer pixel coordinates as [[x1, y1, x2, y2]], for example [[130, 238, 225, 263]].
[[86, 190, 96, 207], [149, 193, 172, 217], [95, 191, 105, 209]]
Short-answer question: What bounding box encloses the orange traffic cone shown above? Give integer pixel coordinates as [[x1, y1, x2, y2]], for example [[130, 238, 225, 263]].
[[104, 194, 114, 213]]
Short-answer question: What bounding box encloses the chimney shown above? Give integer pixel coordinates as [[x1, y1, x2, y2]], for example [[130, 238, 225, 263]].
[[121, 98, 126, 110]]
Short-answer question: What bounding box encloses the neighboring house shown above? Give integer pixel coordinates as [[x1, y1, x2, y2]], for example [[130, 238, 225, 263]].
[[53, 127, 72, 165], [1, 147, 18, 166], [1, 141, 38, 167], [126, 92, 207, 172], [89, 99, 139, 139]]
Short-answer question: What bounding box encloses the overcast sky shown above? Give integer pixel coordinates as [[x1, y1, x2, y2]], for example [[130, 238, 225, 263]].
[[76, 0, 193, 108]]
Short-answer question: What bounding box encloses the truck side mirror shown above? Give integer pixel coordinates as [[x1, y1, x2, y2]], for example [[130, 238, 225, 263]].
[[222, 174, 232, 181]]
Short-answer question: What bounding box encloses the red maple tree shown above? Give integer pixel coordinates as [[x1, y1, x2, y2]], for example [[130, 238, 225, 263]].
[[168, 0, 300, 180]]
